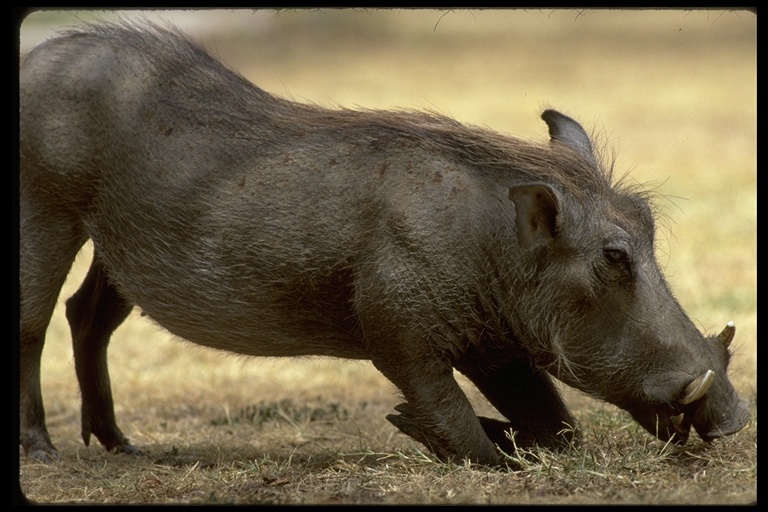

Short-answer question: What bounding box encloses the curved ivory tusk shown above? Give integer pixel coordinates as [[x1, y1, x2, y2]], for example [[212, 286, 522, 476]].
[[717, 321, 735, 349], [680, 370, 714, 405], [669, 413, 684, 429]]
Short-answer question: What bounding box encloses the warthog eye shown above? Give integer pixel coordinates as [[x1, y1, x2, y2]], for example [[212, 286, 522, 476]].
[[603, 247, 628, 264], [601, 246, 632, 280]]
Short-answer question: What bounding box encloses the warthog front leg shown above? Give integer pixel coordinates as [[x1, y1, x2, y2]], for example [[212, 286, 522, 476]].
[[373, 352, 502, 466], [457, 357, 579, 453]]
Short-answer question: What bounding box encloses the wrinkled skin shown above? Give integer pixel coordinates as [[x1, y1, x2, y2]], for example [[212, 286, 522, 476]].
[[19, 23, 749, 466]]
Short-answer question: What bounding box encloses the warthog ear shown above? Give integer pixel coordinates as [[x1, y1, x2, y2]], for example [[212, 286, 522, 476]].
[[508, 183, 560, 249], [541, 109, 597, 166]]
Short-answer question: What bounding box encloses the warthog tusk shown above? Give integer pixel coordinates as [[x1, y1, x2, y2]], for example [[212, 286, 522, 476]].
[[717, 321, 735, 349], [680, 370, 714, 405], [669, 413, 684, 429]]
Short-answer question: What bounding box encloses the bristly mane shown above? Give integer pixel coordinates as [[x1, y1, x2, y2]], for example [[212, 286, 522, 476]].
[[52, 20, 630, 203]]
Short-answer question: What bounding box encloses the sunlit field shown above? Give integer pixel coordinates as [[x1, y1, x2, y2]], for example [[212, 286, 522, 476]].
[[17, 9, 756, 504]]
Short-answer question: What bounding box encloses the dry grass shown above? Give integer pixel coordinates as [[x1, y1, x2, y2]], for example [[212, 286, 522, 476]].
[[17, 381, 758, 504], [17, 8, 756, 505]]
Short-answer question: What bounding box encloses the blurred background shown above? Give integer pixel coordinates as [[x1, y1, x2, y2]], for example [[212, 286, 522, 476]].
[[17, 9, 756, 440]]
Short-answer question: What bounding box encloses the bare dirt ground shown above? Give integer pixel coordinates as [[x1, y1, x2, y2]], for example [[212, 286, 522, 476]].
[[16, 8, 756, 505]]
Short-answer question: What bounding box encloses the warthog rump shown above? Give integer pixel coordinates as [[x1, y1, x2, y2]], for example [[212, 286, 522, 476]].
[[19, 22, 749, 466]]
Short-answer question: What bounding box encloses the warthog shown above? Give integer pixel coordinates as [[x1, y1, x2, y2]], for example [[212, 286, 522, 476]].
[[19, 22, 749, 466]]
